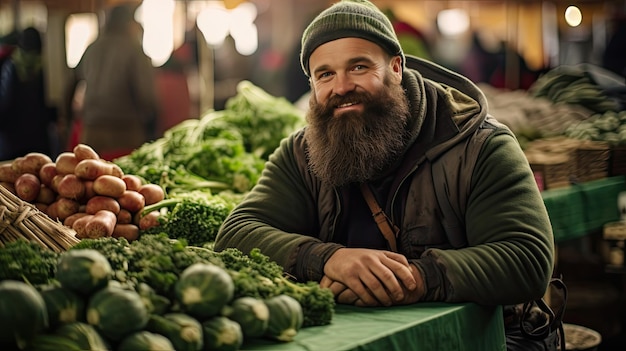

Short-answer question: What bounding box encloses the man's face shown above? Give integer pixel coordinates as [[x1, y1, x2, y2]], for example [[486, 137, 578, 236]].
[[304, 38, 410, 187]]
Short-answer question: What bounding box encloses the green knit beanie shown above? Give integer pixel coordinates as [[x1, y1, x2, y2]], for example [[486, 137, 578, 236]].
[[300, 0, 404, 77]]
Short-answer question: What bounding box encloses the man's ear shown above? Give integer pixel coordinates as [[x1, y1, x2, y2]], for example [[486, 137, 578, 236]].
[[390, 55, 403, 81]]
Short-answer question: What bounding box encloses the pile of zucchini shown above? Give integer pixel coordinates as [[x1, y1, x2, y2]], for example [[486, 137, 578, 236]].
[[0, 249, 304, 351]]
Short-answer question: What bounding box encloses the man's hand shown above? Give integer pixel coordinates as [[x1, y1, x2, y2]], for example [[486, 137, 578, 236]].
[[321, 261, 425, 307], [320, 248, 420, 306]]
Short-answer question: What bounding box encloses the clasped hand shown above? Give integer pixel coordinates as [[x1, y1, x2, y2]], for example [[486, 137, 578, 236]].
[[320, 248, 424, 307]]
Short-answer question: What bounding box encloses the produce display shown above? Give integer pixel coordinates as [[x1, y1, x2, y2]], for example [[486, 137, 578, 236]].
[[0, 145, 165, 243], [528, 65, 622, 114], [0, 249, 306, 351], [0, 81, 334, 350], [564, 110, 626, 146]]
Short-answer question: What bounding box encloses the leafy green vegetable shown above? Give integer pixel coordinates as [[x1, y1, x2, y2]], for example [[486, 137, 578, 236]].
[[141, 190, 237, 246], [0, 239, 58, 285], [224, 80, 306, 159], [114, 81, 304, 195], [213, 248, 335, 328]]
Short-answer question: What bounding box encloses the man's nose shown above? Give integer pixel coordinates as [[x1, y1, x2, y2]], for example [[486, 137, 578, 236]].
[[333, 73, 355, 96]]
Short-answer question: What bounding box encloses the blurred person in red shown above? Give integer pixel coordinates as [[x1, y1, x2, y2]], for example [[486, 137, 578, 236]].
[[66, 3, 158, 161], [154, 44, 192, 137]]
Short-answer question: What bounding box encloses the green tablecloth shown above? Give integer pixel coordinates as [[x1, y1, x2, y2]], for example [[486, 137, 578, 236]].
[[542, 176, 626, 242], [243, 303, 505, 351]]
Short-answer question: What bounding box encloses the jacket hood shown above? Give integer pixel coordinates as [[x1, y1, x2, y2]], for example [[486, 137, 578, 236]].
[[401, 55, 489, 162]]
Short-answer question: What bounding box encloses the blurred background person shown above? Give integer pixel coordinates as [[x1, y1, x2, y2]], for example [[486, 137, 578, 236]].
[[603, 16, 626, 80], [0, 26, 57, 161], [65, 3, 158, 161]]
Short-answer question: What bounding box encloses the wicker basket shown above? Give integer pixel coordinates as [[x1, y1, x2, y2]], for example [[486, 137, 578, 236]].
[[610, 146, 626, 177], [525, 149, 572, 190], [574, 141, 610, 183], [0, 184, 79, 252]]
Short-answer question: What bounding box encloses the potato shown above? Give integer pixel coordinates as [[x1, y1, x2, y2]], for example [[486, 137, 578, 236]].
[[55, 152, 79, 175], [83, 180, 96, 201], [38, 162, 58, 187], [57, 174, 86, 200], [64, 212, 91, 228], [45, 201, 59, 219], [84, 210, 117, 238], [72, 214, 94, 239], [34, 203, 48, 212], [85, 195, 121, 215], [122, 174, 143, 192], [138, 184, 165, 206], [116, 209, 133, 224], [117, 190, 145, 213], [0, 163, 20, 183], [50, 174, 64, 193], [74, 159, 114, 180], [20, 152, 53, 175], [35, 185, 56, 205], [10, 157, 25, 174], [15, 173, 41, 202], [139, 210, 161, 230], [52, 198, 81, 221], [93, 175, 126, 198], [73, 143, 100, 161], [112, 223, 140, 242], [110, 163, 124, 178]]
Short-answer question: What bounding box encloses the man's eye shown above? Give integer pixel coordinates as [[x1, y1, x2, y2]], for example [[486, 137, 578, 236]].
[[353, 65, 365, 71], [319, 72, 332, 79]]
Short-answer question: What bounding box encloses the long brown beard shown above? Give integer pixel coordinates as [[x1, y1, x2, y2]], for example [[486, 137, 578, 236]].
[[304, 76, 410, 187]]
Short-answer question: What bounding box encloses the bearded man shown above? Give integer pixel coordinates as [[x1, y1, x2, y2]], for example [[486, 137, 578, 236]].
[[214, 1, 556, 350]]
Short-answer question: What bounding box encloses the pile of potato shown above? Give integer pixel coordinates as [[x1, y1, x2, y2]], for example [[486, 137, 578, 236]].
[[0, 144, 164, 242]]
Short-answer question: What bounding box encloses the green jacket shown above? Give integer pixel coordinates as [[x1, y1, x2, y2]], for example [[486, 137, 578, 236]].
[[215, 56, 554, 306]]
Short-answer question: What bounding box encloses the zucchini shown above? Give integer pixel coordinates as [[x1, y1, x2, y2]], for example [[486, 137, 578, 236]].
[[28, 333, 84, 351], [146, 313, 203, 351], [54, 322, 109, 351], [39, 284, 85, 329], [86, 285, 149, 341], [137, 282, 171, 315], [221, 296, 269, 338], [175, 263, 234, 320], [0, 280, 48, 350], [56, 249, 112, 296], [117, 331, 175, 351], [202, 316, 243, 351], [264, 294, 303, 342]]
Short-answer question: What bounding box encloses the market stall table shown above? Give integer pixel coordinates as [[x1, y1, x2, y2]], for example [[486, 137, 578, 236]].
[[244, 303, 505, 351], [542, 175, 626, 243]]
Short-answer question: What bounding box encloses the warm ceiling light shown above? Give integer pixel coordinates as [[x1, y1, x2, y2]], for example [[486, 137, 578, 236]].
[[565, 6, 583, 27], [437, 9, 470, 37]]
